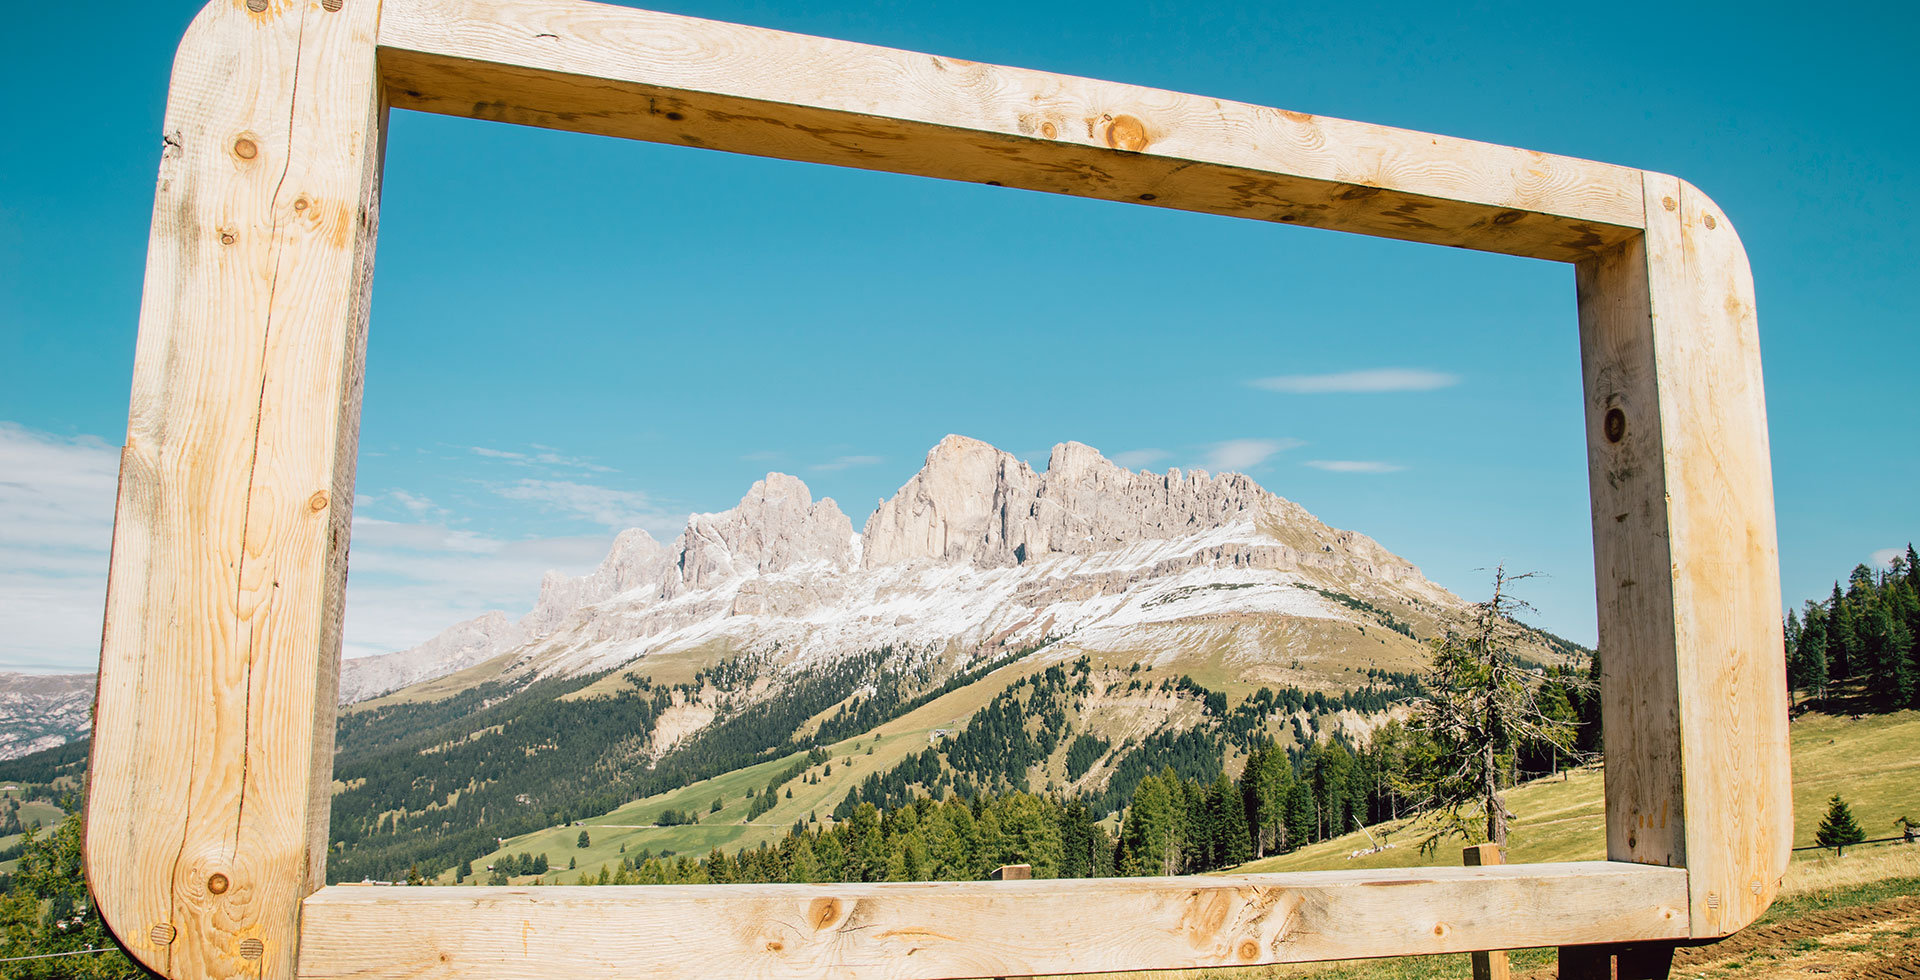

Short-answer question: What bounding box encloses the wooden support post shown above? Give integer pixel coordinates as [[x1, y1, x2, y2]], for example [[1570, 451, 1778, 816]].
[[1616, 943, 1677, 980], [1556, 942, 1677, 980], [989, 864, 1033, 881], [1559, 945, 1613, 980], [83, 1, 385, 979], [1464, 844, 1512, 980], [1576, 174, 1792, 938]]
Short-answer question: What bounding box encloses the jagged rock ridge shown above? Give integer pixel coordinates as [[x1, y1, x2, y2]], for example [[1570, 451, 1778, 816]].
[[339, 436, 1463, 704]]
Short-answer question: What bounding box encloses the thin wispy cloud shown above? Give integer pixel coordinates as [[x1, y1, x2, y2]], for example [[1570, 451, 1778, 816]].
[[494, 479, 685, 539], [470, 445, 614, 473], [1203, 438, 1303, 472], [1112, 449, 1169, 469], [1870, 547, 1905, 571], [1307, 460, 1406, 474], [0, 423, 119, 672], [1249, 368, 1460, 394], [811, 455, 883, 472], [341, 517, 611, 661], [385, 488, 441, 519]]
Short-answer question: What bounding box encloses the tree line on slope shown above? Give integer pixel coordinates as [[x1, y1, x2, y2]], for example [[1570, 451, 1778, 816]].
[[326, 641, 1065, 883], [1784, 545, 1920, 710], [546, 683, 1594, 891]]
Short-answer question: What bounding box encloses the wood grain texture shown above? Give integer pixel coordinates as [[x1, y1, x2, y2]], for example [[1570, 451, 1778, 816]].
[[1576, 176, 1791, 938], [1642, 174, 1791, 936], [82, 0, 386, 978], [296, 864, 1689, 980], [1577, 231, 1686, 881], [375, 0, 1643, 261]]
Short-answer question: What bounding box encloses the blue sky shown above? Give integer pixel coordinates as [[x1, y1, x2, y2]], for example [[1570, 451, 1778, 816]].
[[2, 0, 1913, 671]]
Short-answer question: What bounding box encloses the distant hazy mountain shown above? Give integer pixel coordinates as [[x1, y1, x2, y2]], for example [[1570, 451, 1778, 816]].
[[0, 673, 93, 761]]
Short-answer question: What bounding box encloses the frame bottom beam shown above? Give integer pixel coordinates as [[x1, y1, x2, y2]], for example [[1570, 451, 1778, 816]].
[[297, 862, 1688, 980]]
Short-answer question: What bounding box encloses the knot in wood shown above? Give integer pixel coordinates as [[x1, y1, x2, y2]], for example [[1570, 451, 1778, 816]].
[[1604, 408, 1627, 443], [1104, 113, 1149, 151]]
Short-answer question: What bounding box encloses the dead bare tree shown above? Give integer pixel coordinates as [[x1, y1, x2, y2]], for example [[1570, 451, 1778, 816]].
[[1400, 566, 1591, 853]]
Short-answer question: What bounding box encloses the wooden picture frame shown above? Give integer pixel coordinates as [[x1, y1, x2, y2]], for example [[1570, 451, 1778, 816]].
[[83, 0, 1792, 977]]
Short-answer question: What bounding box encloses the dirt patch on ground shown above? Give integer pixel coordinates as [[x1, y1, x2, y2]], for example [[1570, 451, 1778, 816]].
[[1517, 896, 1920, 980]]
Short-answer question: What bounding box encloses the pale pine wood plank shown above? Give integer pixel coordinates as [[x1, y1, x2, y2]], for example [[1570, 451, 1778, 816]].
[[375, 0, 1643, 261], [296, 864, 1689, 980], [1575, 175, 1791, 938], [83, 0, 386, 978], [1642, 175, 1792, 936], [1576, 229, 1688, 881]]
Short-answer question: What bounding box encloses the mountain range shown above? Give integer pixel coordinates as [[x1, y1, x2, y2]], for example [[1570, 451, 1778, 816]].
[[2, 435, 1562, 761], [338, 434, 1470, 707]]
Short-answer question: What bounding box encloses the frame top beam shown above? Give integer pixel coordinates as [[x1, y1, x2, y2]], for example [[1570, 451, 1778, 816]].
[[378, 0, 1645, 262]]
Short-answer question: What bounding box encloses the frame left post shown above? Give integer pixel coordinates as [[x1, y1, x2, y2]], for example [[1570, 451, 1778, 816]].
[[84, 1, 385, 977]]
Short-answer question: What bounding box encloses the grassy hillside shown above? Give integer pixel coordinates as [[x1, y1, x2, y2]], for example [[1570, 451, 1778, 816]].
[[1235, 709, 1920, 875], [443, 649, 1070, 883], [0, 786, 71, 877]]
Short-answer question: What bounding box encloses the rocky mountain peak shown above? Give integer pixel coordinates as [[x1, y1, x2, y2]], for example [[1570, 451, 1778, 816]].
[[524, 527, 671, 635], [861, 435, 1038, 568], [670, 473, 854, 594], [862, 435, 1278, 568]]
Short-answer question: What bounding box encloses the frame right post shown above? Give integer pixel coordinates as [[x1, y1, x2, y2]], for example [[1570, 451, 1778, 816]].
[[1578, 171, 1792, 940]]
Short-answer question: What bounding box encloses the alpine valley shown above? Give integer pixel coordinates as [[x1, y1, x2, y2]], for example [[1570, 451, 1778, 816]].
[[2, 436, 1589, 882]]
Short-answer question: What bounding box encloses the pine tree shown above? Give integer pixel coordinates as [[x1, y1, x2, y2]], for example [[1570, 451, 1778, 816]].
[[1797, 603, 1830, 702], [1783, 609, 1803, 705], [1240, 741, 1295, 857], [1828, 583, 1857, 679], [1887, 612, 1917, 708], [1401, 568, 1586, 851], [0, 817, 140, 979], [1815, 794, 1866, 855], [576, 829, 590, 848]]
